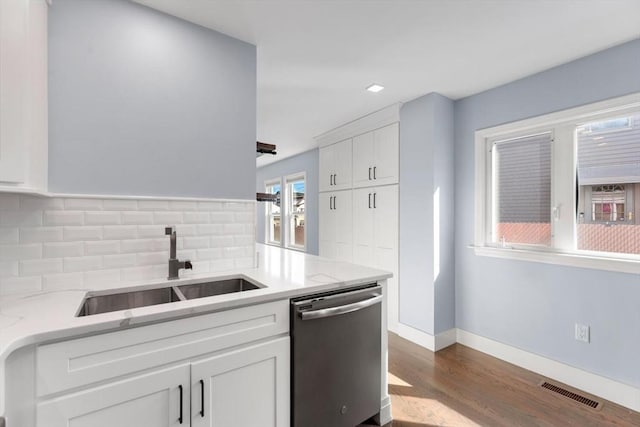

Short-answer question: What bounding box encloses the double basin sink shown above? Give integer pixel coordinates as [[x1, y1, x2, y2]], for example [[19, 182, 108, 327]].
[[77, 277, 263, 317]]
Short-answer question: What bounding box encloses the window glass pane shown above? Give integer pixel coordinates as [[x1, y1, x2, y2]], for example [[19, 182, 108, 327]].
[[493, 132, 552, 246], [287, 179, 305, 248], [266, 182, 281, 244], [576, 113, 640, 255]]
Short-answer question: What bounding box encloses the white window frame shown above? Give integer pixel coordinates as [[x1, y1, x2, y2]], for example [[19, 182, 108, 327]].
[[264, 178, 282, 246], [474, 92, 640, 274], [284, 172, 307, 252]]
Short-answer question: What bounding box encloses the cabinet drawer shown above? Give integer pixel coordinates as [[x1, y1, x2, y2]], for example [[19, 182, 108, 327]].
[[36, 299, 288, 397]]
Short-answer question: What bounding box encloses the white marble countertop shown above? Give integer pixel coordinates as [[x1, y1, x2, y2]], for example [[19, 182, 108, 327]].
[[0, 243, 391, 363]]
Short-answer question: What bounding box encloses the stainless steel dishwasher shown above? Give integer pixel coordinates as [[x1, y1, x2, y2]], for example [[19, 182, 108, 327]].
[[291, 284, 382, 427]]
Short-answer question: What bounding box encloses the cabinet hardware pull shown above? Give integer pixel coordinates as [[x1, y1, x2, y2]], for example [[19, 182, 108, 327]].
[[333, 196, 337, 210], [178, 385, 183, 424], [368, 193, 372, 208], [374, 193, 377, 208], [333, 174, 337, 185], [330, 174, 332, 186], [329, 197, 332, 210], [373, 166, 377, 179], [200, 379, 205, 417], [368, 167, 372, 180]]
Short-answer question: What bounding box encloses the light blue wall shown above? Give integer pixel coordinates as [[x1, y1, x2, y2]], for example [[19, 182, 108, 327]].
[[48, 0, 256, 199], [454, 38, 640, 387], [399, 93, 455, 335], [256, 150, 319, 255]]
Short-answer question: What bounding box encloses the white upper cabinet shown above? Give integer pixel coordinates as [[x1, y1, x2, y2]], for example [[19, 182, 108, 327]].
[[319, 138, 352, 192], [0, 0, 48, 191], [319, 190, 353, 262], [352, 123, 399, 188]]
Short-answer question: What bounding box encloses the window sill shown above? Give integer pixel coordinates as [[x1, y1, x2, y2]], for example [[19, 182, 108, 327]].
[[471, 245, 640, 275]]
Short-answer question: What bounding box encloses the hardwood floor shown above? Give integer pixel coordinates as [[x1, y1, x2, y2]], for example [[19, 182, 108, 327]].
[[361, 333, 640, 427]]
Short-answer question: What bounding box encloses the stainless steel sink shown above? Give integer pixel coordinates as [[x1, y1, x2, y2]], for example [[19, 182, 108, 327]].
[[177, 278, 261, 300], [77, 287, 183, 317], [76, 277, 264, 317]]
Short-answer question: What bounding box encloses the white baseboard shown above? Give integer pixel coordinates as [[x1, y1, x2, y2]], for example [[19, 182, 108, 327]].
[[456, 329, 640, 413], [396, 323, 456, 352], [375, 396, 392, 426]]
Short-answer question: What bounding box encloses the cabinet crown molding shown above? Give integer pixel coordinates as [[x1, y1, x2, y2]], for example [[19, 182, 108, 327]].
[[315, 103, 401, 147]]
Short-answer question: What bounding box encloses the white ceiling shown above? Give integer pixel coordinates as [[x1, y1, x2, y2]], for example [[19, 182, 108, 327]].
[[133, 0, 640, 167]]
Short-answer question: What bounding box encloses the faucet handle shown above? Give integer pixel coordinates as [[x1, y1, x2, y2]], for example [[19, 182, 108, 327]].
[[185, 260, 193, 270], [165, 226, 176, 235]]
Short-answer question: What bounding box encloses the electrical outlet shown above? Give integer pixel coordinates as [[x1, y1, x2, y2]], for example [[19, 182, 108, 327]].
[[575, 323, 590, 343]]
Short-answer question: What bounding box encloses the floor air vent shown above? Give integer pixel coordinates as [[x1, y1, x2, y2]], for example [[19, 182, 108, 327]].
[[540, 381, 602, 410]]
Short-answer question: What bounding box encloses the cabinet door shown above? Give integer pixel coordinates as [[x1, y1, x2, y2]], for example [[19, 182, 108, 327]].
[[373, 123, 399, 186], [319, 192, 336, 259], [372, 185, 399, 331], [332, 138, 352, 190], [319, 144, 334, 192], [352, 131, 375, 188], [37, 364, 189, 427], [191, 337, 290, 427], [0, 0, 28, 183], [352, 187, 375, 266], [333, 190, 353, 262]]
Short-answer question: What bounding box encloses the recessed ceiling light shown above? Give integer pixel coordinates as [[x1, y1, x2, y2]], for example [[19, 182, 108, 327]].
[[366, 84, 384, 93]]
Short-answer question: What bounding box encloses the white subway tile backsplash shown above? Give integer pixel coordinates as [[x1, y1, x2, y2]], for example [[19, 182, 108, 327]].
[[0, 244, 42, 260], [103, 225, 138, 240], [197, 224, 223, 235], [64, 198, 104, 210], [19, 227, 63, 244], [0, 261, 18, 278], [20, 196, 65, 211], [136, 252, 167, 266], [209, 212, 235, 223], [137, 225, 165, 238], [84, 269, 121, 288], [64, 256, 103, 273], [0, 194, 20, 210], [103, 199, 138, 210], [85, 211, 121, 225], [197, 201, 223, 211], [43, 242, 84, 258], [168, 200, 198, 211], [224, 223, 244, 235], [138, 200, 169, 211], [235, 257, 254, 269], [103, 254, 137, 269], [210, 235, 235, 248], [153, 211, 183, 225], [197, 248, 222, 260], [1, 211, 43, 226], [0, 228, 19, 244], [183, 236, 210, 249], [121, 266, 154, 283], [44, 211, 84, 226], [85, 240, 121, 256], [175, 224, 197, 236], [184, 212, 209, 224], [0, 276, 42, 295], [64, 226, 103, 241], [20, 259, 63, 276], [0, 196, 254, 295], [122, 211, 154, 225], [121, 239, 155, 254], [43, 272, 84, 291]]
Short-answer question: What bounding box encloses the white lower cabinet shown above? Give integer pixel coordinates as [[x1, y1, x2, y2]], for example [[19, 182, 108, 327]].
[[191, 337, 290, 427], [37, 364, 190, 427], [33, 301, 290, 427]]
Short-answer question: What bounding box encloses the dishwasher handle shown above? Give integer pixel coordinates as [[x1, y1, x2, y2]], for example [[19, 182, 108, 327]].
[[299, 294, 382, 320]]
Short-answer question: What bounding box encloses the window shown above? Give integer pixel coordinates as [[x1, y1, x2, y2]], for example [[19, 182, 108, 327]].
[[475, 93, 640, 273], [265, 180, 281, 245], [264, 173, 306, 251], [285, 174, 306, 250]]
